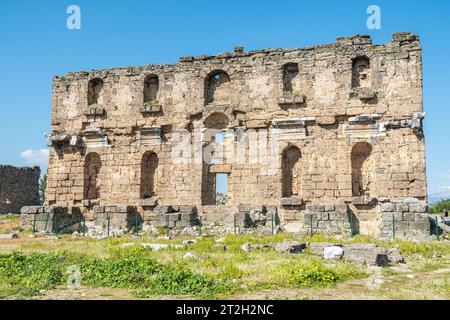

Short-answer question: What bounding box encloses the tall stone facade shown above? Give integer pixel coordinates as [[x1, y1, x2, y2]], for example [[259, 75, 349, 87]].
[[0, 165, 40, 213], [38, 32, 430, 239]]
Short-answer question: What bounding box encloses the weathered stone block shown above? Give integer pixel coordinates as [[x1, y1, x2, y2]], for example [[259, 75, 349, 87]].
[[380, 202, 395, 212], [344, 244, 388, 266], [275, 241, 306, 254], [140, 198, 157, 207], [306, 204, 324, 213], [334, 204, 348, 214], [309, 242, 343, 255], [93, 205, 104, 213], [180, 212, 196, 221], [20, 206, 40, 214], [409, 203, 426, 213], [105, 206, 118, 213], [167, 213, 181, 222], [178, 205, 196, 213], [277, 95, 306, 105]]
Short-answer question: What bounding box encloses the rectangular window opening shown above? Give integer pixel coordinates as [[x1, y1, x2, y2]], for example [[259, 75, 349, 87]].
[[215, 173, 228, 205], [215, 131, 226, 144]]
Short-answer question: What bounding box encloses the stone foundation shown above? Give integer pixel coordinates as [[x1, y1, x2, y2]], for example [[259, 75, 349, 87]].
[[93, 205, 140, 230], [303, 203, 352, 236], [21, 197, 431, 240], [21, 205, 83, 233], [377, 198, 430, 240]]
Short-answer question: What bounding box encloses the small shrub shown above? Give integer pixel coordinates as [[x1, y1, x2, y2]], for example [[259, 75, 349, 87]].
[[275, 259, 366, 289], [285, 260, 340, 288], [217, 262, 245, 281]]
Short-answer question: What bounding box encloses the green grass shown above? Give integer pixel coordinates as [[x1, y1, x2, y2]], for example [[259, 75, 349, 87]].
[[395, 241, 450, 258], [0, 229, 448, 299], [0, 247, 232, 299], [273, 258, 367, 289], [0, 214, 20, 220], [0, 234, 370, 299]]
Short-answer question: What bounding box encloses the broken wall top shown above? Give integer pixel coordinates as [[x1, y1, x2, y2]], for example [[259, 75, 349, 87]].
[[51, 32, 423, 134]]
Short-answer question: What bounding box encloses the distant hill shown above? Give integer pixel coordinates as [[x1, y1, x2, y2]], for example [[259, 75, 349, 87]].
[[429, 193, 450, 205]]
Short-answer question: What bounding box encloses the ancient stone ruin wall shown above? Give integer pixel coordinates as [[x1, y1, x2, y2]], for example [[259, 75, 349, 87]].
[[38, 32, 429, 239], [0, 165, 41, 213]]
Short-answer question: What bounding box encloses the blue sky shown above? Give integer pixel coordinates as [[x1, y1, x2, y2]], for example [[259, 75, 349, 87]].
[[0, 0, 449, 197]]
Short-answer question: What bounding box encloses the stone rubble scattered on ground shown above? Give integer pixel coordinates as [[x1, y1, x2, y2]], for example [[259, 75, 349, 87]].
[[120, 242, 183, 251], [309, 242, 343, 255], [237, 240, 404, 266], [343, 244, 404, 266], [323, 246, 344, 260], [0, 234, 19, 239], [275, 241, 307, 254], [46, 235, 61, 240]]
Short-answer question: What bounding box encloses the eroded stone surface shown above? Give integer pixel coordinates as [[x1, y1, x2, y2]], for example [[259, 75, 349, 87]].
[[30, 32, 430, 240], [275, 241, 306, 254], [0, 166, 40, 214], [344, 244, 404, 266]]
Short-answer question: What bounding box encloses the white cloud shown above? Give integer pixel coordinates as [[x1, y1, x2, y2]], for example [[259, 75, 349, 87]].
[[430, 185, 450, 203], [435, 186, 450, 194], [20, 149, 49, 168], [441, 172, 450, 179], [436, 186, 450, 194]]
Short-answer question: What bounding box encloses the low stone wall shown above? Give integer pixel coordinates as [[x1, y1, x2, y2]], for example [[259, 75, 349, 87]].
[[21, 198, 432, 240], [304, 203, 352, 236], [0, 165, 40, 214], [21, 205, 83, 233], [235, 205, 278, 228], [377, 198, 430, 240], [198, 205, 236, 224], [93, 205, 141, 230], [144, 205, 198, 228]]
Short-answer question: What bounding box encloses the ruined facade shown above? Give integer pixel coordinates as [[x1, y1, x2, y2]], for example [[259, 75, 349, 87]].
[[0, 165, 40, 213], [29, 32, 430, 239]]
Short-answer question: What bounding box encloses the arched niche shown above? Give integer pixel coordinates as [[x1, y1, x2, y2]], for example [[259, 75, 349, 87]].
[[83, 152, 101, 200], [281, 146, 301, 198], [351, 142, 374, 197], [87, 78, 103, 106]]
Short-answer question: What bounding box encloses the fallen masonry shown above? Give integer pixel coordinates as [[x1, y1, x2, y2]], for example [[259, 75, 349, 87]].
[[122, 239, 403, 267], [240, 241, 403, 266], [20, 32, 431, 240]]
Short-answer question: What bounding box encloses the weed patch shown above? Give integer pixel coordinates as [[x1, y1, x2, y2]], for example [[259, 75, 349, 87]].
[[275, 259, 366, 288], [0, 248, 232, 298]]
